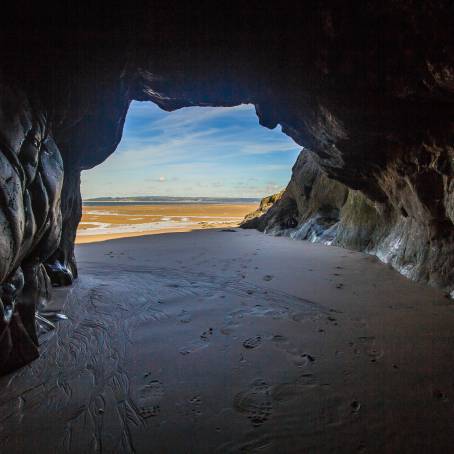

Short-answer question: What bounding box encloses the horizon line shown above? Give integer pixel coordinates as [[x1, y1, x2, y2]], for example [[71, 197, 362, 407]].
[[83, 195, 264, 201]]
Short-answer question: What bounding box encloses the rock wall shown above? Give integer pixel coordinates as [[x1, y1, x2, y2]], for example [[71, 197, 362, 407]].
[[243, 149, 454, 294], [242, 151, 350, 242], [0, 2, 452, 373], [0, 81, 63, 372]]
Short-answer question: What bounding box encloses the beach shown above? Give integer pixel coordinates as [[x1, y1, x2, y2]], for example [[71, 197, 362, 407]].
[[1, 229, 453, 452], [76, 203, 257, 243]]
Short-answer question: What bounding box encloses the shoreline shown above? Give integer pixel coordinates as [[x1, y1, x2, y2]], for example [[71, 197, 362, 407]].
[[76, 223, 241, 244], [76, 202, 255, 244]]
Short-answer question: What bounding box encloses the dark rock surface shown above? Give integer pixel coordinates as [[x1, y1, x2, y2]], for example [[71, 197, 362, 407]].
[[243, 147, 454, 291], [242, 190, 286, 230], [0, 2, 453, 372], [243, 152, 349, 241], [243, 146, 454, 292], [0, 82, 63, 372]]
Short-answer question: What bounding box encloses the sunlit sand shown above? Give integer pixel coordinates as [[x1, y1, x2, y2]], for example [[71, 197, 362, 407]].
[[76, 203, 257, 243]]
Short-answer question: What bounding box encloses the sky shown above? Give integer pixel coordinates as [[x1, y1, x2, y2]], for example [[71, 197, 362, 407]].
[[81, 101, 301, 199]]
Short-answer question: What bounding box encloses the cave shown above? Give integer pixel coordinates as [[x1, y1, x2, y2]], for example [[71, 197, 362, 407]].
[[0, 2, 453, 452]]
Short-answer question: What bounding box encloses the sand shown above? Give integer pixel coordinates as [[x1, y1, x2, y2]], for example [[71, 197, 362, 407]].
[[77, 204, 256, 244], [1, 229, 453, 452]]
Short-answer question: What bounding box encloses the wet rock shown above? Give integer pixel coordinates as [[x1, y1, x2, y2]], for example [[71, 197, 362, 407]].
[[0, 2, 453, 372], [243, 149, 454, 293]]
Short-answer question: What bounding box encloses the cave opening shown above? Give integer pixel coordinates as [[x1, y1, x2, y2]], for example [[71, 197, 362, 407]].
[[1, 3, 454, 451], [76, 100, 300, 243]]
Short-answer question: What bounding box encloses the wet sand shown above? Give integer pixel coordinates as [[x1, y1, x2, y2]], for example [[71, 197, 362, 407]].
[[77, 203, 256, 243], [1, 229, 454, 452]]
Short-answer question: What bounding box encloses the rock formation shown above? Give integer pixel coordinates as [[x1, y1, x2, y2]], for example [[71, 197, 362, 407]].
[[244, 144, 454, 293], [242, 190, 286, 229], [242, 151, 389, 264], [0, 82, 63, 372], [0, 2, 453, 373]]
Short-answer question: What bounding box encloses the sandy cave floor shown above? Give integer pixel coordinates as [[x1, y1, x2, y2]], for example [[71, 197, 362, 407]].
[[1, 229, 454, 453]]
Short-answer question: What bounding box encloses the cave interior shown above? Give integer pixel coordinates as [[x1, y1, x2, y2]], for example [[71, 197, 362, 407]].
[[0, 2, 453, 450]]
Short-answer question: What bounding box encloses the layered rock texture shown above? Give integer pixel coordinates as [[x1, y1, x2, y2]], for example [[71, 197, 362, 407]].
[[0, 2, 453, 373], [242, 150, 407, 273], [244, 145, 454, 293]]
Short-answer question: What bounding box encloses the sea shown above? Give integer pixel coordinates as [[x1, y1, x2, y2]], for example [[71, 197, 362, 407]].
[[77, 197, 259, 241], [83, 197, 260, 206]]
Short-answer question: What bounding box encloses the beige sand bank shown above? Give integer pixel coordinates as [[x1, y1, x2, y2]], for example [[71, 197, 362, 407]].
[[77, 203, 257, 243], [1, 229, 453, 452]]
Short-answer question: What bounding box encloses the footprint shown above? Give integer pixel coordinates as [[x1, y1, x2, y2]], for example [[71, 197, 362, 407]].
[[200, 327, 214, 340], [329, 308, 343, 314], [432, 389, 448, 401], [243, 336, 262, 349], [137, 379, 164, 419], [139, 379, 164, 400], [233, 379, 273, 427], [180, 338, 211, 355], [271, 376, 317, 402], [271, 335, 315, 368], [139, 405, 160, 419], [263, 275, 274, 282], [189, 395, 201, 404], [351, 401, 361, 412], [178, 310, 192, 323], [293, 353, 315, 368], [357, 336, 375, 343], [220, 322, 237, 335], [367, 348, 383, 362], [292, 312, 310, 322], [188, 395, 203, 416]]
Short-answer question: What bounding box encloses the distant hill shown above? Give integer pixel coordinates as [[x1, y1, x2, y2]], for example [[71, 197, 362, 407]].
[[83, 196, 261, 205]]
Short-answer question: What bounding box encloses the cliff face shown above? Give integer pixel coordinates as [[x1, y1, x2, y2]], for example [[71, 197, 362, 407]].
[[0, 82, 63, 371], [242, 152, 349, 242], [243, 147, 454, 292], [0, 2, 453, 373]]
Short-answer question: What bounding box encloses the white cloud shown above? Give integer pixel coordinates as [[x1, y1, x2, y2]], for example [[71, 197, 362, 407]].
[[81, 102, 300, 198]]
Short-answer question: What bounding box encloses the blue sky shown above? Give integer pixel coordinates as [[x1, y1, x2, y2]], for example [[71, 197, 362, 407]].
[[81, 101, 300, 199]]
